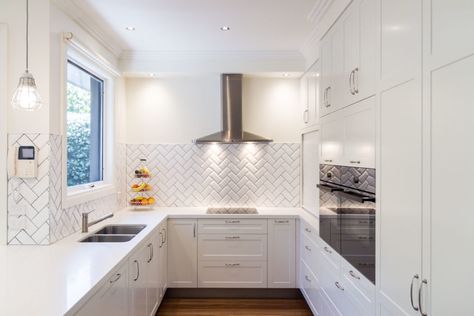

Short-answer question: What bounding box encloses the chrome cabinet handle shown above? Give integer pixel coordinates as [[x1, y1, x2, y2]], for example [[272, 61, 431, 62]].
[[147, 243, 153, 263], [349, 270, 360, 280], [335, 281, 345, 291], [350, 160, 361, 164], [193, 223, 196, 238], [225, 236, 240, 240], [133, 260, 140, 281], [410, 274, 420, 311], [275, 220, 289, 224], [225, 220, 240, 224], [324, 159, 333, 163], [303, 109, 309, 123], [324, 246, 333, 254], [326, 87, 331, 107], [305, 245, 311, 252], [323, 87, 327, 106], [162, 227, 167, 243], [349, 70, 355, 95], [418, 279, 428, 316], [354, 67, 359, 94], [159, 231, 164, 248], [109, 273, 121, 284], [305, 227, 312, 233], [225, 263, 240, 267], [305, 275, 311, 282]]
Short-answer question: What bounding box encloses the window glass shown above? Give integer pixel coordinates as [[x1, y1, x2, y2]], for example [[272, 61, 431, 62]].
[[66, 60, 104, 187]]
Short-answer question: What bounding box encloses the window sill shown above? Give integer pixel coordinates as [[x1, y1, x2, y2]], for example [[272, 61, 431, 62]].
[[62, 183, 116, 209]]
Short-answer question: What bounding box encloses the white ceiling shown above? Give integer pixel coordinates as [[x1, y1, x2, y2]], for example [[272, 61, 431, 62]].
[[71, 0, 317, 53]]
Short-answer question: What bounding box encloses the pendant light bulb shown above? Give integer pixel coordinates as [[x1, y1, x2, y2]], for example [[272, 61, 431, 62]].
[[11, 0, 42, 111], [11, 71, 42, 111]]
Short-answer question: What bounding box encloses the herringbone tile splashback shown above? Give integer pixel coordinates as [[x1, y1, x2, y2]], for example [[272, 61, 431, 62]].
[[126, 143, 300, 207]]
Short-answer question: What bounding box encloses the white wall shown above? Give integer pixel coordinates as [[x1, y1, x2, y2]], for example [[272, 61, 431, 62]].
[[0, 0, 50, 133], [125, 75, 300, 144]]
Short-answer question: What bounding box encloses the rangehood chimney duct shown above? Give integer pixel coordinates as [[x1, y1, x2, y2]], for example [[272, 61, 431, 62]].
[[193, 74, 273, 144]]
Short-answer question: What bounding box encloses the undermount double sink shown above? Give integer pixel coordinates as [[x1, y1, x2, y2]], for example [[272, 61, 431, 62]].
[[80, 224, 147, 243]]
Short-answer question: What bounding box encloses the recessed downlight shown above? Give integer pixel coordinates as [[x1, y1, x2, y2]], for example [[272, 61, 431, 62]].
[[282, 73, 290, 77], [220, 26, 230, 31], [125, 26, 136, 31]]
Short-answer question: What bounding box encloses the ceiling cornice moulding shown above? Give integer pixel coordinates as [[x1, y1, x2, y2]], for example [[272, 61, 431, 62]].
[[52, 0, 123, 58]]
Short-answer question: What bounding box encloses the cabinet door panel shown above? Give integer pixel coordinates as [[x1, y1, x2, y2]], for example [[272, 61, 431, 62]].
[[430, 54, 474, 315], [129, 247, 149, 316], [343, 3, 360, 104], [198, 261, 267, 288], [302, 130, 320, 215], [357, 0, 377, 100], [378, 80, 422, 316], [268, 219, 296, 288], [198, 234, 267, 261], [343, 97, 376, 168], [76, 264, 128, 316], [167, 219, 198, 288], [321, 112, 344, 165], [320, 33, 333, 117]]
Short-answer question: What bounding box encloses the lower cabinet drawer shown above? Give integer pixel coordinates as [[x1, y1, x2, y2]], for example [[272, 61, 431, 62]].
[[300, 260, 323, 316], [198, 219, 267, 234], [301, 233, 320, 276], [198, 234, 267, 261], [198, 261, 267, 288]]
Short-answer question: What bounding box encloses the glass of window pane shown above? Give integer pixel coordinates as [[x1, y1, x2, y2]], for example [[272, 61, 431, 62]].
[[66, 61, 104, 187]]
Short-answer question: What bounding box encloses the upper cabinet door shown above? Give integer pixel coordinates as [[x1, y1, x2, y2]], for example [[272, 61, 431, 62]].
[[320, 111, 344, 166], [356, 0, 376, 100], [307, 62, 321, 127], [320, 33, 333, 117], [343, 97, 376, 168], [301, 73, 310, 127], [342, 3, 361, 105]]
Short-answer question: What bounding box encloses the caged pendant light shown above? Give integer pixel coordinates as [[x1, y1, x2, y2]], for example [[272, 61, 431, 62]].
[[11, 0, 42, 111]]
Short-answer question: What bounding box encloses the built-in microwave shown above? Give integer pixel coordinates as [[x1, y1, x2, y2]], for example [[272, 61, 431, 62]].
[[318, 164, 376, 284]]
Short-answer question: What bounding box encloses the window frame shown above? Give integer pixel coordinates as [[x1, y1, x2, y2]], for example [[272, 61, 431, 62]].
[[61, 46, 116, 209]]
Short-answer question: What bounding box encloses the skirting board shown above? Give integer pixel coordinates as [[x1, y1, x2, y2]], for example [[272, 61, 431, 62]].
[[165, 288, 304, 299]]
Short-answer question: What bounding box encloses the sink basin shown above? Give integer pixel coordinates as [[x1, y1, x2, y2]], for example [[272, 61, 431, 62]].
[[80, 235, 135, 243], [93, 224, 146, 235]]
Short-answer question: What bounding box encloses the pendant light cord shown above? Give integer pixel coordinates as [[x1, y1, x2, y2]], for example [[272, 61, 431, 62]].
[[26, 0, 29, 71]]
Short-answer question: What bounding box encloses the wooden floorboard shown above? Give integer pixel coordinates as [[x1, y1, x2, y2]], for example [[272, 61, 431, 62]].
[[156, 298, 313, 316]]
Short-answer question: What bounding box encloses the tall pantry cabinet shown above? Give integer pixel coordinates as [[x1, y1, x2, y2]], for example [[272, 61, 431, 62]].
[[377, 0, 474, 315]]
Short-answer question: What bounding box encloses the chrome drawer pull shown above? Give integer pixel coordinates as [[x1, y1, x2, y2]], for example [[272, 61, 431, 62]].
[[147, 243, 153, 263], [275, 220, 289, 224], [410, 274, 420, 311], [225, 220, 240, 224], [133, 260, 140, 281], [350, 160, 361, 164], [324, 159, 333, 163], [109, 273, 121, 284], [224, 236, 240, 240], [349, 270, 360, 280], [225, 263, 240, 267], [419, 279, 428, 316], [324, 246, 333, 254], [305, 275, 311, 282], [305, 245, 312, 252], [335, 281, 345, 291], [305, 228, 312, 233]]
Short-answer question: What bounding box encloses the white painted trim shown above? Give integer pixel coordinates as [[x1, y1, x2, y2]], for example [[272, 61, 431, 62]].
[[307, 0, 334, 25], [0, 24, 7, 245], [52, 0, 123, 58], [119, 50, 306, 73], [60, 35, 117, 209]]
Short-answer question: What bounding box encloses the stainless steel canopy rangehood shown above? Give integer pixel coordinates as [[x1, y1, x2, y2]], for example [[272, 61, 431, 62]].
[[193, 74, 273, 144]]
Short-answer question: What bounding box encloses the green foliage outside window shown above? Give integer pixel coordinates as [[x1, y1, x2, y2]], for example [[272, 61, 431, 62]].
[[67, 82, 92, 186]]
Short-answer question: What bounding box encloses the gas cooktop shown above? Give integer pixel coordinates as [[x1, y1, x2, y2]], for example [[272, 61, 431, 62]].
[[206, 207, 258, 215]]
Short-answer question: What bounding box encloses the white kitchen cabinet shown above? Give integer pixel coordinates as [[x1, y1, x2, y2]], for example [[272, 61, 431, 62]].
[[198, 234, 267, 261], [302, 129, 320, 216], [128, 243, 150, 316], [343, 96, 375, 168], [167, 219, 198, 288], [198, 260, 267, 288], [158, 223, 167, 302], [301, 61, 321, 128], [268, 219, 296, 288], [378, 80, 422, 316], [145, 230, 160, 315], [342, 0, 376, 105], [320, 110, 344, 165], [76, 263, 129, 316], [320, 22, 344, 116]]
